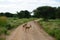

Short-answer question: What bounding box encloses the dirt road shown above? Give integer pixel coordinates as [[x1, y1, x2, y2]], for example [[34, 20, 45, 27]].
[[6, 21, 55, 40]]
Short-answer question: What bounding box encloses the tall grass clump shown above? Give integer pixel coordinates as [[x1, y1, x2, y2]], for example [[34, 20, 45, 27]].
[[0, 16, 7, 27], [0, 16, 7, 35]]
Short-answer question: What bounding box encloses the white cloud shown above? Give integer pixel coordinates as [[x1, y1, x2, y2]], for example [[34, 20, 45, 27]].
[[0, 0, 60, 13]]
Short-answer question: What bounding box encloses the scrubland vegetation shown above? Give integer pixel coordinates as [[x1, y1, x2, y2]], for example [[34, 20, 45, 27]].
[[0, 16, 37, 40], [38, 19, 60, 40]]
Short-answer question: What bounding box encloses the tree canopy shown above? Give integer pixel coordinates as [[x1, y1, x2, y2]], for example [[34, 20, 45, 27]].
[[17, 10, 31, 18], [33, 6, 57, 21]]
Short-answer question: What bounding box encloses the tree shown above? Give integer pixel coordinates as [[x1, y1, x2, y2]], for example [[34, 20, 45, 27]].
[[56, 7, 60, 19], [24, 10, 31, 18], [5, 12, 13, 17], [17, 11, 25, 18], [33, 6, 56, 21], [17, 10, 31, 18], [33, 10, 41, 18], [0, 12, 4, 16]]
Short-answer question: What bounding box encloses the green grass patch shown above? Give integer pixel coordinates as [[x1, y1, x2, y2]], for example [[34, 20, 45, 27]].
[[38, 19, 60, 40]]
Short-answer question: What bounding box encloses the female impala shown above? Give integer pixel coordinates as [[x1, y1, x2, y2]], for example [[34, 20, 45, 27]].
[[23, 23, 31, 32]]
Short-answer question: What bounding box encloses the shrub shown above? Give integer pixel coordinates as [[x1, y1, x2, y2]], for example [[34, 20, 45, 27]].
[[0, 27, 7, 35], [55, 28, 60, 40], [0, 16, 7, 27], [6, 23, 14, 30], [0, 16, 7, 35]]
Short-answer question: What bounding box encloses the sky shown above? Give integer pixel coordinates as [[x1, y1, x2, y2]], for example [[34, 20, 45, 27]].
[[0, 0, 60, 13]]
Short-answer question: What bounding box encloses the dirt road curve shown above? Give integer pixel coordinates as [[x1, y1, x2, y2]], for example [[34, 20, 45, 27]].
[[6, 21, 55, 40]]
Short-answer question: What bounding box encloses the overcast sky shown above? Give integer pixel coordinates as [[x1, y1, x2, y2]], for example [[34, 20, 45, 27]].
[[0, 0, 60, 13]]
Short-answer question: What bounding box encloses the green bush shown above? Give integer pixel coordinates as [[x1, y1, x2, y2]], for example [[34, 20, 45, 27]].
[[0, 16, 7, 27], [0, 27, 7, 35], [55, 28, 60, 40], [0, 16, 7, 35], [6, 23, 13, 30]]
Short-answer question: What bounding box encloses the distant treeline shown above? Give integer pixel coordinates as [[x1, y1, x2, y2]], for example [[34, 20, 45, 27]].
[[0, 6, 60, 20], [0, 10, 31, 18]]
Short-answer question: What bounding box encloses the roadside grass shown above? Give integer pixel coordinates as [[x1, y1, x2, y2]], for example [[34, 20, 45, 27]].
[[7, 18, 37, 30], [38, 19, 60, 40]]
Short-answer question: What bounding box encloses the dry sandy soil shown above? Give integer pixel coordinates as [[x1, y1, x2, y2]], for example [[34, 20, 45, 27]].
[[6, 21, 55, 40]]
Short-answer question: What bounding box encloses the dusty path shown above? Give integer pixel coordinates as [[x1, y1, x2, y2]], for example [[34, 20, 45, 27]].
[[6, 21, 55, 40]]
